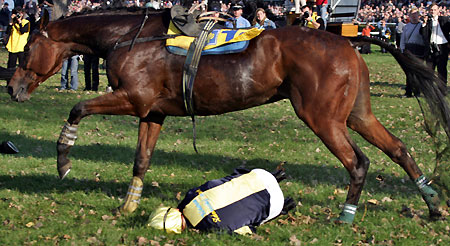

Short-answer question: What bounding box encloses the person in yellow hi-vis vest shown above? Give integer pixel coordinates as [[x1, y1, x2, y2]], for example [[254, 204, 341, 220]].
[[300, 5, 325, 30], [6, 7, 30, 71]]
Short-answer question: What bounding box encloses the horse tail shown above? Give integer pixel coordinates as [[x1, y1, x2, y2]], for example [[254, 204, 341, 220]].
[[349, 36, 450, 143]]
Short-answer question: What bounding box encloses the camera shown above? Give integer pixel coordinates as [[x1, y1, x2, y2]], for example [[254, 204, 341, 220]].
[[11, 11, 22, 23], [303, 11, 310, 19]]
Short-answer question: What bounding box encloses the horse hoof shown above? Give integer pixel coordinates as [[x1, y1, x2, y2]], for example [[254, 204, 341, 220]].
[[59, 168, 71, 180], [429, 210, 442, 221]]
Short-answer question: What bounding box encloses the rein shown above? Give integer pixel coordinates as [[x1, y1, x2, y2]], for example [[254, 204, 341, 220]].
[[113, 35, 181, 50], [129, 7, 150, 51], [112, 7, 182, 51]]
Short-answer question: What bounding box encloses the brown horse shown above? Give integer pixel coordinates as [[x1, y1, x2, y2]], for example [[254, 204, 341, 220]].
[[7, 8, 449, 223]]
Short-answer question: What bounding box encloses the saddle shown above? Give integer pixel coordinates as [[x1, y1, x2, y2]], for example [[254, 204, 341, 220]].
[[170, 5, 208, 37]]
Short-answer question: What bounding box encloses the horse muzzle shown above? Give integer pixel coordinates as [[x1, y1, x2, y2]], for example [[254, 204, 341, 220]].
[[8, 85, 30, 102]]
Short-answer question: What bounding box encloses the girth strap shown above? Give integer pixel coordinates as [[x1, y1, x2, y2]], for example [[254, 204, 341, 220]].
[[182, 19, 216, 153]]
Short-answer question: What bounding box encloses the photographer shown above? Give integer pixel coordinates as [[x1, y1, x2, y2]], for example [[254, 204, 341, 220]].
[[5, 7, 30, 73], [295, 5, 325, 30]]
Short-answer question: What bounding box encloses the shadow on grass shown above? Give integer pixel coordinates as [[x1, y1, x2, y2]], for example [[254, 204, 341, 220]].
[[369, 81, 407, 98], [0, 155, 437, 228], [0, 160, 423, 201]]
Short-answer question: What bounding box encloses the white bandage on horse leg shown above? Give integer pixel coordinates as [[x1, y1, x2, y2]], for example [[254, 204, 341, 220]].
[[58, 123, 78, 146], [119, 176, 144, 215]]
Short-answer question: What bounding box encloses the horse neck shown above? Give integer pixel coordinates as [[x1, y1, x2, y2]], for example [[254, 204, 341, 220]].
[[47, 12, 166, 57]]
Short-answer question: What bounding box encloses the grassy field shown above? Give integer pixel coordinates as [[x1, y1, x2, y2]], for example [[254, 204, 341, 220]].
[[0, 46, 449, 245]]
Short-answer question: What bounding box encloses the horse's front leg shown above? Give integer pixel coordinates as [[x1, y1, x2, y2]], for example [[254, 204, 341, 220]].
[[57, 90, 136, 179], [119, 114, 165, 215]]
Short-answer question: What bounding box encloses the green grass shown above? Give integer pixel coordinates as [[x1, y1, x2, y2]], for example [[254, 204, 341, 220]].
[[0, 46, 449, 245]]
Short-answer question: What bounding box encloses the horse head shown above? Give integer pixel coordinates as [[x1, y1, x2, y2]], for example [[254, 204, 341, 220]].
[[8, 10, 67, 102]]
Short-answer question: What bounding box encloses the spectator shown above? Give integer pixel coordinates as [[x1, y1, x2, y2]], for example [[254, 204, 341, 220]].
[[83, 55, 100, 91], [377, 19, 391, 53], [4, 0, 14, 11], [23, 0, 38, 31], [315, 0, 328, 27], [296, 5, 324, 30], [38, 0, 53, 20], [5, 7, 29, 72], [252, 8, 276, 30], [225, 2, 251, 28], [395, 16, 406, 47], [15, 0, 24, 9], [60, 55, 79, 91], [420, 3, 450, 86], [400, 6, 425, 97], [0, 2, 10, 39], [361, 22, 375, 54]]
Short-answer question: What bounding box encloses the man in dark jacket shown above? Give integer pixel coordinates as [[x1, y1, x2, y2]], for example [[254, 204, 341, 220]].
[[420, 3, 450, 86], [0, 2, 11, 39]]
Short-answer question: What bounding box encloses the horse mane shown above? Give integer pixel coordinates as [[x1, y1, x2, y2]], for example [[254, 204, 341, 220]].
[[60, 6, 167, 20]]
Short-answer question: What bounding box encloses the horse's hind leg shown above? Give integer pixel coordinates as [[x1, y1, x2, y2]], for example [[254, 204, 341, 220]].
[[119, 113, 165, 215], [290, 91, 370, 223], [348, 96, 441, 219], [57, 90, 136, 179], [307, 120, 371, 223]]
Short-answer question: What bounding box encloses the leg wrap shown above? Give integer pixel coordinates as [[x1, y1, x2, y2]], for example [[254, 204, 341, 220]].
[[415, 175, 440, 217], [119, 176, 143, 215], [58, 123, 78, 146], [336, 204, 357, 224], [57, 123, 78, 179]]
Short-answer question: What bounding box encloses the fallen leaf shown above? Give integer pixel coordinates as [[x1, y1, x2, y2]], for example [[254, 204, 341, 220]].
[[25, 222, 35, 228], [86, 237, 98, 243], [101, 215, 111, 221], [149, 240, 161, 246], [176, 192, 181, 201], [152, 181, 159, 187], [137, 236, 148, 246], [376, 175, 384, 181], [34, 222, 43, 229], [334, 188, 346, 195], [368, 199, 378, 205], [250, 234, 264, 241], [382, 197, 393, 203], [289, 235, 301, 246]]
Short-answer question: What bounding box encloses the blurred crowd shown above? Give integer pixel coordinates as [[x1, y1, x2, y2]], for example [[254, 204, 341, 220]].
[[357, 0, 450, 23]]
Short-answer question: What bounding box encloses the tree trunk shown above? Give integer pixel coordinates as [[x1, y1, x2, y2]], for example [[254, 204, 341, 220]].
[[52, 0, 70, 20]]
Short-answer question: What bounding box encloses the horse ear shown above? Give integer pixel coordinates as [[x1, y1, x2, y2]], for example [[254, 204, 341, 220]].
[[40, 9, 50, 31]]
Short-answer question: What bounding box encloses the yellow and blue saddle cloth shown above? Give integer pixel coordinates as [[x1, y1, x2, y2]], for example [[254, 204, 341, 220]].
[[166, 21, 263, 56]]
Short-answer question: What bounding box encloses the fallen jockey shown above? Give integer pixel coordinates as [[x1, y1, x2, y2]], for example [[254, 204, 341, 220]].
[[148, 168, 296, 235]]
